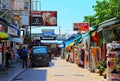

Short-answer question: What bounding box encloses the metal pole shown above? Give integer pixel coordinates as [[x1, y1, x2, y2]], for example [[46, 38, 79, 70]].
[[59, 26, 60, 36], [30, 0, 31, 40]]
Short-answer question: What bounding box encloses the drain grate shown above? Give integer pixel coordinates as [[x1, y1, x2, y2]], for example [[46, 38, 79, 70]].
[[54, 74, 64, 76], [73, 74, 84, 76], [62, 65, 69, 67]]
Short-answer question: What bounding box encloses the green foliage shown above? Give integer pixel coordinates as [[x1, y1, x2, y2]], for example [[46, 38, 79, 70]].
[[83, 0, 120, 28], [96, 59, 106, 71], [97, 63, 105, 71]]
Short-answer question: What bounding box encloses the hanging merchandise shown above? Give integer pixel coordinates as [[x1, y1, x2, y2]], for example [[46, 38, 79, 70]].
[[112, 44, 120, 49], [91, 47, 97, 56], [107, 48, 120, 81], [91, 31, 99, 42]]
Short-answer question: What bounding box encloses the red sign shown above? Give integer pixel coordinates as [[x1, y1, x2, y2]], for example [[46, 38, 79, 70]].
[[79, 22, 89, 31], [73, 22, 89, 31], [30, 11, 57, 26], [73, 23, 79, 31]]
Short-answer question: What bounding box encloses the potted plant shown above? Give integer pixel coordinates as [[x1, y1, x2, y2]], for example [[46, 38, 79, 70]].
[[96, 60, 106, 75]]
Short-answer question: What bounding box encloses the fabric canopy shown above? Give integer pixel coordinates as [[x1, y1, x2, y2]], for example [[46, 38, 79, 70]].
[[67, 42, 75, 47], [64, 34, 79, 47], [10, 37, 23, 43]]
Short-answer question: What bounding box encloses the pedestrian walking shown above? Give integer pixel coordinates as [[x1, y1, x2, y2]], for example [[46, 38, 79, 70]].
[[28, 48, 32, 62], [48, 50, 52, 62], [5, 47, 12, 73], [21, 47, 28, 68]]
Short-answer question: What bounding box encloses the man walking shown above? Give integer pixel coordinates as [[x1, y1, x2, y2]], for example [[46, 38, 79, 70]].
[[5, 47, 12, 73], [21, 47, 28, 68]]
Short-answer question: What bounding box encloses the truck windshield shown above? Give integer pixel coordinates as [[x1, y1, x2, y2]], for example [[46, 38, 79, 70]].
[[33, 47, 47, 54]]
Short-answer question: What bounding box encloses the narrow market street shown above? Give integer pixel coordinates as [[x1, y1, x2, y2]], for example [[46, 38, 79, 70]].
[[0, 0, 120, 81], [13, 57, 104, 81]]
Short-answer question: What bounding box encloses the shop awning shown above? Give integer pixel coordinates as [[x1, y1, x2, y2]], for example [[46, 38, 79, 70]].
[[0, 18, 19, 30], [0, 17, 9, 25], [69, 42, 75, 46], [98, 16, 120, 32], [63, 34, 79, 47], [74, 36, 82, 45], [10, 37, 23, 43], [74, 32, 89, 45], [0, 32, 8, 40]]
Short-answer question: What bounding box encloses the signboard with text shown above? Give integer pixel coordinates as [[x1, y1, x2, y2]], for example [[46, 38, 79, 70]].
[[41, 29, 55, 40], [73, 22, 89, 31], [30, 11, 57, 26], [73, 23, 79, 31]]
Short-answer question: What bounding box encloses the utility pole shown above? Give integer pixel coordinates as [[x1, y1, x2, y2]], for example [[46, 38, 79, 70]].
[[29, 0, 31, 40], [59, 26, 60, 36]]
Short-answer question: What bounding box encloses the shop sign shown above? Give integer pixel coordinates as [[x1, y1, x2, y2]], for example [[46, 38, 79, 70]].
[[40, 36, 55, 40], [73, 23, 79, 31], [30, 11, 57, 26], [73, 22, 89, 32], [41, 29, 55, 40], [8, 26, 18, 36], [31, 15, 42, 26]]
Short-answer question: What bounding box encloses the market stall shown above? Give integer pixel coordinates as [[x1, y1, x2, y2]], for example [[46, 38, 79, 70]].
[[106, 43, 120, 81]]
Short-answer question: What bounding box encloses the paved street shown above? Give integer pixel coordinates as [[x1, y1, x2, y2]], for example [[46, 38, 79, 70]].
[[13, 57, 104, 81], [1, 0, 120, 81], [0, 61, 29, 81], [47, 57, 104, 81]]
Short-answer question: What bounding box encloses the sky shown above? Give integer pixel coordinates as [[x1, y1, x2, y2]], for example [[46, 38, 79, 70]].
[[31, 0, 96, 35]]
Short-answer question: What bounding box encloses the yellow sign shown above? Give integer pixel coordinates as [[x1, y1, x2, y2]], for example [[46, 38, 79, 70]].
[[0, 32, 8, 39]]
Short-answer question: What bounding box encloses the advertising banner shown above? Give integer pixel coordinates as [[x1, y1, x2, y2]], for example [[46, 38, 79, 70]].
[[73, 23, 79, 31], [73, 22, 89, 31], [30, 11, 42, 26], [41, 29, 55, 40], [79, 22, 89, 31], [30, 11, 57, 26], [22, 15, 29, 25]]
